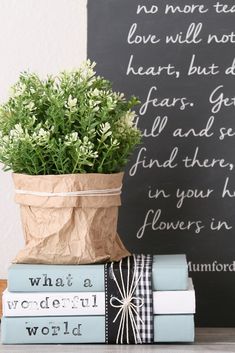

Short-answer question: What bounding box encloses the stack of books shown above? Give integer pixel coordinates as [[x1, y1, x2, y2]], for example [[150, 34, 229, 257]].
[[1, 254, 195, 344]]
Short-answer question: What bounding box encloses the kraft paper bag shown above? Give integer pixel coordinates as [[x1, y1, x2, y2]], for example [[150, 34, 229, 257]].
[[12, 172, 130, 264]]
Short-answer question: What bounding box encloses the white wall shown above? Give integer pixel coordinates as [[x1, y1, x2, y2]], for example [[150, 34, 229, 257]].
[[0, 0, 87, 278]]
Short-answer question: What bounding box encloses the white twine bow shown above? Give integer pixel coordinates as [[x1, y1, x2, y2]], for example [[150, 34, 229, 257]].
[[109, 255, 145, 344]]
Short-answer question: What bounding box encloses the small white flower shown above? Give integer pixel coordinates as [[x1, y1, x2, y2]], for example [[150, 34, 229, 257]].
[[38, 128, 49, 138], [66, 95, 78, 111], [70, 132, 78, 141], [2, 135, 9, 143], [53, 76, 61, 89], [31, 115, 36, 124], [91, 88, 100, 97], [100, 122, 111, 134], [26, 102, 35, 111], [93, 106, 100, 112], [31, 127, 50, 145], [99, 122, 112, 141], [80, 60, 96, 81], [89, 100, 100, 108], [111, 138, 119, 147], [114, 92, 125, 101], [80, 145, 85, 153], [64, 132, 79, 145], [10, 83, 26, 97], [83, 136, 89, 144], [121, 110, 137, 128], [15, 123, 24, 133], [9, 123, 24, 138], [93, 151, 99, 158]]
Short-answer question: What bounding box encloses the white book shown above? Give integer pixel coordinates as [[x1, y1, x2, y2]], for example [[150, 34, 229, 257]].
[[153, 278, 195, 314], [3, 291, 105, 317], [3, 278, 195, 317]]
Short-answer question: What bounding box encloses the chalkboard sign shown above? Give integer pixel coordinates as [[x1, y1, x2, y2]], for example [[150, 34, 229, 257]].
[[88, 0, 235, 326]]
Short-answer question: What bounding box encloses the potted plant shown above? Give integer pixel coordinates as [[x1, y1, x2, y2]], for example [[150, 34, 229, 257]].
[[0, 60, 141, 264]]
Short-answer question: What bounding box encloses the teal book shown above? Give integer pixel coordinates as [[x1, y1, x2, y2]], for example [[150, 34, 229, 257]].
[[8, 254, 188, 292], [1, 315, 194, 344]]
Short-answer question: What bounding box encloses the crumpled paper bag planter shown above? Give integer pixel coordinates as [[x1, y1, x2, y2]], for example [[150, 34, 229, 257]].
[[12, 172, 130, 264]]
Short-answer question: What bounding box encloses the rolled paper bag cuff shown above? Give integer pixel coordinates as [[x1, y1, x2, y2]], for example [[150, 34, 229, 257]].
[[13, 172, 123, 208], [105, 254, 154, 344]]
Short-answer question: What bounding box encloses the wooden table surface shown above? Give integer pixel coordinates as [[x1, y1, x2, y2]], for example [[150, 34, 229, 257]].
[[0, 328, 235, 353]]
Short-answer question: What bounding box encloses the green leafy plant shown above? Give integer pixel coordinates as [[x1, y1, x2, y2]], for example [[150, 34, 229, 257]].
[[0, 60, 141, 175]]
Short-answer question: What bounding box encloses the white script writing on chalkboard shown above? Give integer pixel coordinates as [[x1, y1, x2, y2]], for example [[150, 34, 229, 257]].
[[139, 86, 193, 115], [209, 85, 235, 113], [136, 209, 205, 238], [123, 2, 235, 241], [126, 55, 180, 78]]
